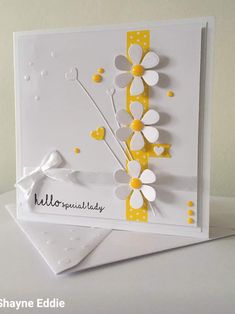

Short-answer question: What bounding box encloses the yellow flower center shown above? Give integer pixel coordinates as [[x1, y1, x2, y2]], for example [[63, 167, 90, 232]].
[[131, 64, 144, 77], [130, 178, 142, 189], [130, 119, 144, 132]]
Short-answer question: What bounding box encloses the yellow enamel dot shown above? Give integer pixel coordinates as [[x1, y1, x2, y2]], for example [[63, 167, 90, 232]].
[[74, 147, 80, 154], [130, 119, 144, 132], [98, 68, 105, 74], [187, 209, 194, 216], [167, 90, 174, 97], [187, 201, 194, 207], [130, 178, 142, 189], [187, 217, 194, 224], [131, 64, 144, 77], [92, 74, 102, 83]]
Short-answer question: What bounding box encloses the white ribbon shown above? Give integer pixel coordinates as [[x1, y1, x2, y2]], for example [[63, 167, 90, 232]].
[[16, 150, 198, 202], [15, 151, 75, 200]]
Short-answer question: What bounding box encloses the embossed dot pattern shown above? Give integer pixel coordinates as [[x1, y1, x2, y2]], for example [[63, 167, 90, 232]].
[[24, 74, 30, 81], [8, 216, 111, 274], [41, 70, 48, 77]]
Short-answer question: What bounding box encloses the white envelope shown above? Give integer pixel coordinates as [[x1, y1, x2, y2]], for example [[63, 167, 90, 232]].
[[5, 190, 235, 275]]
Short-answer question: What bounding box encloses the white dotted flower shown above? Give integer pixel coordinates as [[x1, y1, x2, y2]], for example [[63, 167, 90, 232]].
[[116, 101, 159, 151], [114, 160, 156, 209], [114, 44, 160, 96]]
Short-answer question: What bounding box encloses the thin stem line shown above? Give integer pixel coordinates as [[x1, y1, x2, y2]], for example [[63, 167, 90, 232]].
[[149, 202, 156, 216], [109, 91, 117, 115], [75, 76, 130, 162], [124, 142, 134, 161], [104, 139, 125, 170], [108, 89, 133, 160]]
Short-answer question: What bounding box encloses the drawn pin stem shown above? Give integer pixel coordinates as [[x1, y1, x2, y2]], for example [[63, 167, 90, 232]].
[[74, 71, 131, 162]]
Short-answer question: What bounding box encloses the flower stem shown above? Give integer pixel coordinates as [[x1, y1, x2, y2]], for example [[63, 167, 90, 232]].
[[107, 88, 133, 160], [74, 73, 130, 163]]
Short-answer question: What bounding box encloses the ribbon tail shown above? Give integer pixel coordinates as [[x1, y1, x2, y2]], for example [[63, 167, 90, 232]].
[[15, 175, 37, 200], [45, 168, 77, 182]]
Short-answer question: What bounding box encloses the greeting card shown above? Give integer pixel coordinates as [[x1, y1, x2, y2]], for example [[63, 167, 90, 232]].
[[14, 18, 214, 237]]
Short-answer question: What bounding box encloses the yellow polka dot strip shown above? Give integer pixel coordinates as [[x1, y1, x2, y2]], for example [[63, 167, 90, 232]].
[[126, 30, 150, 222], [125, 30, 172, 222]]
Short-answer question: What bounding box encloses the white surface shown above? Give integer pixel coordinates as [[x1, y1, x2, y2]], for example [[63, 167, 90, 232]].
[[0, 190, 235, 314], [7, 202, 111, 274], [14, 18, 213, 237], [5, 189, 235, 275]]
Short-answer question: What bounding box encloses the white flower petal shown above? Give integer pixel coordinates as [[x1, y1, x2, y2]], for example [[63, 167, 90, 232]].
[[130, 132, 145, 150], [115, 185, 131, 200], [130, 101, 144, 120], [114, 169, 130, 184], [115, 55, 132, 71], [141, 185, 156, 202], [142, 70, 159, 86], [141, 51, 160, 69], [130, 189, 144, 209], [128, 160, 141, 178], [116, 109, 132, 126], [142, 126, 159, 143], [130, 77, 144, 96], [141, 109, 160, 125], [140, 169, 156, 184], [128, 44, 143, 64], [116, 127, 132, 141], [115, 72, 133, 88]]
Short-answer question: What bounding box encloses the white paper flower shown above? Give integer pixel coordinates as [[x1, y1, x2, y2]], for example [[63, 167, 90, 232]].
[[116, 101, 159, 151], [114, 160, 156, 209], [114, 44, 160, 96]]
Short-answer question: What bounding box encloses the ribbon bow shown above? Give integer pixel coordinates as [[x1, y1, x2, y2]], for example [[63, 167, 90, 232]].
[[16, 151, 75, 200]]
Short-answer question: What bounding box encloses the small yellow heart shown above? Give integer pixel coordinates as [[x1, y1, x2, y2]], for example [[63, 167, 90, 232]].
[[90, 127, 105, 141]]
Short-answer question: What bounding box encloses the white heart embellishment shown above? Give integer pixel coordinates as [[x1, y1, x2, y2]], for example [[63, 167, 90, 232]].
[[65, 67, 78, 81], [154, 146, 165, 156]]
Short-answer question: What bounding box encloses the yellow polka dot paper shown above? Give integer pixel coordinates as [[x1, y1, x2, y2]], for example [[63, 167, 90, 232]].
[[14, 18, 213, 238]]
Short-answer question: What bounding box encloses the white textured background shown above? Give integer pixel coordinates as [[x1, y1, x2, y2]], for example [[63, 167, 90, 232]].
[[0, 0, 234, 196]]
